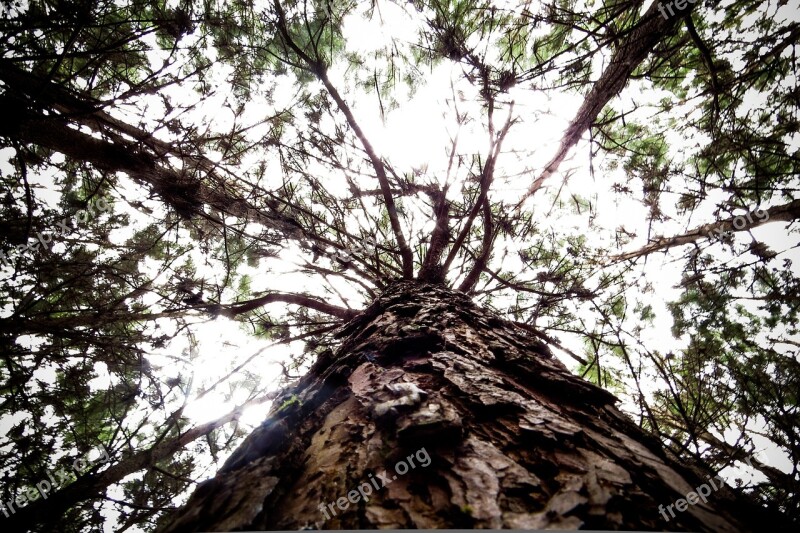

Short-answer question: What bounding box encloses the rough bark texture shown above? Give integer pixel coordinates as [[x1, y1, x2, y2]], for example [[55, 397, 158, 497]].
[[159, 282, 786, 531]]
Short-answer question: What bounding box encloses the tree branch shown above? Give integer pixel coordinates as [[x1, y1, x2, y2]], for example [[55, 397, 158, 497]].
[[3, 393, 274, 532], [217, 292, 359, 320], [684, 14, 720, 121], [609, 199, 800, 263], [443, 103, 514, 271], [516, 2, 692, 206], [418, 187, 450, 282], [458, 197, 494, 293], [272, 0, 414, 278]]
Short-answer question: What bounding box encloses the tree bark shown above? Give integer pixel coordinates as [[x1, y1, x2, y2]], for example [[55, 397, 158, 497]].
[[159, 282, 787, 531]]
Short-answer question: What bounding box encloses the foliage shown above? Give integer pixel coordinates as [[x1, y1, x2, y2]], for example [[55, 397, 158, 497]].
[[0, 0, 798, 530]]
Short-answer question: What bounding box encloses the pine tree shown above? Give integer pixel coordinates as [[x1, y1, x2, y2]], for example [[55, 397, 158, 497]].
[[1, 0, 797, 530]]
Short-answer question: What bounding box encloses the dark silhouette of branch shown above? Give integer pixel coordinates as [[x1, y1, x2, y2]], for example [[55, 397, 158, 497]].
[[0, 60, 368, 275], [684, 15, 721, 121], [217, 292, 358, 320], [3, 393, 274, 532], [443, 103, 514, 271], [609, 199, 800, 262], [516, 2, 692, 206], [458, 197, 495, 293], [272, 0, 414, 279]]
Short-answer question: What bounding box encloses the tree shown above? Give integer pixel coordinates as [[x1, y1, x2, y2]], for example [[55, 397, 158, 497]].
[[0, 0, 797, 531], [160, 281, 785, 531]]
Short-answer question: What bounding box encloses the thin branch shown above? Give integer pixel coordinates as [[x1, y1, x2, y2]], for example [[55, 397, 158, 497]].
[[609, 199, 800, 263], [443, 103, 515, 271], [684, 14, 720, 122], [3, 393, 274, 531], [272, 0, 414, 278], [216, 292, 359, 320]]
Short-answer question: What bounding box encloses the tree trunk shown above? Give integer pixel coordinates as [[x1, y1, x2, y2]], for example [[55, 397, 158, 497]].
[[159, 281, 784, 531]]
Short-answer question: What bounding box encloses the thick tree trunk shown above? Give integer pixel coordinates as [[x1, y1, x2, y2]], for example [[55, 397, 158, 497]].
[[159, 282, 785, 531]]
